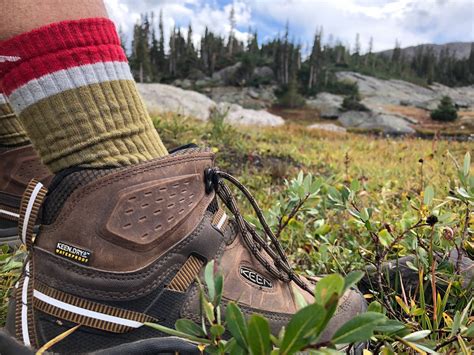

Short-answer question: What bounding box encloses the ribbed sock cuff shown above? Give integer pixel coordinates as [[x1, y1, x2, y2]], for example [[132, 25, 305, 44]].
[[0, 18, 167, 173], [0, 94, 29, 146]]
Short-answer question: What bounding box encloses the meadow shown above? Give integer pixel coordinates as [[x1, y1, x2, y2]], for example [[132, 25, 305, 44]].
[[1, 113, 473, 353]]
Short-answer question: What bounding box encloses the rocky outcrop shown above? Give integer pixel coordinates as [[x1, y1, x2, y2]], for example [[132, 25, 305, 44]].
[[208, 86, 277, 109], [335, 71, 474, 109], [338, 111, 416, 134], [216, 102, 284, 126], [212, 62, 242, 85], [138, 84, 215, 121], [137, 83, 284, 127], [306, 93, 343, 119], [251, 66, 274, 83]]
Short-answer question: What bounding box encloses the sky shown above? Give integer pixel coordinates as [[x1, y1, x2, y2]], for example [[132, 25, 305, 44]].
[[104, 0, 474, 54]]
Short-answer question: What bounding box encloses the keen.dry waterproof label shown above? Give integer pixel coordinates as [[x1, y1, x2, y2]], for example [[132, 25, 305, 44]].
[[55, 242, 91, 265]]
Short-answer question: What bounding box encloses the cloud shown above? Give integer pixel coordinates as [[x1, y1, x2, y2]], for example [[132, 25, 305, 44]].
[[105, 0, 473, 53], [105, 0, 253, 51]]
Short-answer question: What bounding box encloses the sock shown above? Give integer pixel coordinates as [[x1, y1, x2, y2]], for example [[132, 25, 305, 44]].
[[0, 93, 29, 146], [0, 18, 167, 173]]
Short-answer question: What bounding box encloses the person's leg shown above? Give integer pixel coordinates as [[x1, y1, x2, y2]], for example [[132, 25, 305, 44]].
[[0, 0, 167, 173]]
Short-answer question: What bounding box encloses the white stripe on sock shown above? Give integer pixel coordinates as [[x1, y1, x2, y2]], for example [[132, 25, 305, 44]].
[[33, 290, 144, 328], [8, 61, 134, 114]]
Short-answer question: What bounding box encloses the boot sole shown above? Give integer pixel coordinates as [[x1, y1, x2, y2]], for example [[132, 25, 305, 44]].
[[0, 330, 200, 354]]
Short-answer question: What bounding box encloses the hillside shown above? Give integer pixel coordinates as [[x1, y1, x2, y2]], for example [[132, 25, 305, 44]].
[[377, 42, 474, 60], [138, 70, 474, 138]]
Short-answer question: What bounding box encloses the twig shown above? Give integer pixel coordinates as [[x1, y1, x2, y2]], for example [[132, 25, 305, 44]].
[[428, 226, 437, 324], [434, 333, 460, 351], [456, 205, 470, 274], [275, 194, 310, 239]]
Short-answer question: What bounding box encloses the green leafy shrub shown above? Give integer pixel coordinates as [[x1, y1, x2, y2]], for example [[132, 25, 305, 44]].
[[276, 80, 306, 108], [147, 262, 394, 354], [341, 93, 369, 112], [325, 79, 359, 96], [431, 96, 458, 122]]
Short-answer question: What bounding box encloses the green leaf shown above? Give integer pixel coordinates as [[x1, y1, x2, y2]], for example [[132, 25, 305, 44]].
[[226, 302, 248, 349], [247, 315, 272, 355], [463, 152, 471, 177], [279, 303, 326, 355], [463, 323, 474, 337], [403, 330, 431, 341], [367, 301, 383, 313], [175, 319, 206, 337], [314, 274, 344, 306], [224, 338, 245, 355], [145, 322, 210, 344], [424, 185, 434, 206], [210, 324, 225, 338], [293, 287, 309, 309], [374, 319, 406, 334], [332, 312, 387, 344], [343, 271, 364, 291], [360, 208, 370, 222], [214, 273, 224, 306], [203, 300, 215, 323], [378, 229, 394, 248], [204, 260, 216, 300]]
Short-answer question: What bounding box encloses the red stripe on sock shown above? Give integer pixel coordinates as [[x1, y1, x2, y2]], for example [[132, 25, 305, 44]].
[[2, 45, 127, 95], [0, 18, 122, 91]]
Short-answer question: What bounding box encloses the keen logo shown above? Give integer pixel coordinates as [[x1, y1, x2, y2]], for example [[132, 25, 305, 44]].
[[55, 242, 91, 265], [240, 266, 273, 288]]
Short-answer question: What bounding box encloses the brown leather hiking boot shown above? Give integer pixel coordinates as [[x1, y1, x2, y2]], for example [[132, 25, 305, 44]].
[[4, 147, 366, 353], [0, 145, 52, 244]]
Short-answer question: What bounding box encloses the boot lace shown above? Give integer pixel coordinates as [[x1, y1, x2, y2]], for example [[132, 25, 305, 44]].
[[205, 168, 314, 296]]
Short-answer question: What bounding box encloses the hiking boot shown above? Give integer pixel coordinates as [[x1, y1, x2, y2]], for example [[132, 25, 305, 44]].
[[0, 145, 52, 245], [4, 147, 366, 353]]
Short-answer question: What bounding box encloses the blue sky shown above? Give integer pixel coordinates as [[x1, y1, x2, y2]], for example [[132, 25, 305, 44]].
[[105, 0, 474, 54]]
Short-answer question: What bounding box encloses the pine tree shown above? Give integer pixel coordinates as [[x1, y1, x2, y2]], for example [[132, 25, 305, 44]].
[[227, 5, 236, 56]]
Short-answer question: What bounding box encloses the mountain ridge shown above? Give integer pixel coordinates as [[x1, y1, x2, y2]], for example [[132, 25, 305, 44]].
[[376, 42, 473, 60]]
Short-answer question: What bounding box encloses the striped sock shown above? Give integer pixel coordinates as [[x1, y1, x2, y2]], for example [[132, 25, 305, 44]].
[[0, 93, 29, 146], [0, 18, 167, 173]]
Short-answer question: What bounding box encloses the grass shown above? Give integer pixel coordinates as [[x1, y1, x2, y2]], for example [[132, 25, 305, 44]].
[[1, 112, 472, 352]]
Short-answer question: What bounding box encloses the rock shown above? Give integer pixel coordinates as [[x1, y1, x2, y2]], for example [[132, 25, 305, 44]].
[[335, 71, 474, 110], [217, 102, 284, 126], [306, 93, 343, 119], [338, 111, 416, 134], [248, 89, 260, 100], [208, 86, 276, 109], [308, 123, 346, 133], [137, 83, 216, 121], [137, 83, 284, 127], [251, 66, 274, 83], [212, 62, 242, 85], [195, 77, 213, 88], [172, 79, 192, 90], [181, 79, 192, 90]]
